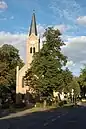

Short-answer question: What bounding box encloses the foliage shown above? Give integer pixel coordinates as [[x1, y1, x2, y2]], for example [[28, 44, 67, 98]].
[[0, 44, 24, 93], [59, 68, 73, 92], [79, 65, 86, 88], [25, 27, 67, 100], [78, 65, 86, 97], [70, 77, 80, 96], [58, 100, 67, 107]]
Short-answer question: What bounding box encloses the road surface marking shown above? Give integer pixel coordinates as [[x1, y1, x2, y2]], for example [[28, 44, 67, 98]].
[[43, 111, 69, 127], [62, 114, 65, 116], [44, 122, 48, 126], [48, 116, 55, 119], [52, 118, 56, 122]]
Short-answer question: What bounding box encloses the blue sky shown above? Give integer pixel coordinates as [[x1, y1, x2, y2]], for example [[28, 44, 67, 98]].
[[0, 0, 86, 76]]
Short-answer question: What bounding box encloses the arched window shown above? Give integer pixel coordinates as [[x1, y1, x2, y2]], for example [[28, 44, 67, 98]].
[[33, 47, 35, 53], [30, 47, 32, 53], [22, 77, 24, 88]]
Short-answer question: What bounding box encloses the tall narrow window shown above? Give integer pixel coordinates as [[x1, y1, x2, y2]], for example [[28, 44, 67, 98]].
[[30, 47, 32, 53], [33, 47, 35, 53], [22, 77, 24, 88]]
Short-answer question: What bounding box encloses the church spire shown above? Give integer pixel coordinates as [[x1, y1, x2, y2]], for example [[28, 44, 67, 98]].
[[29, 11, 37, 36]]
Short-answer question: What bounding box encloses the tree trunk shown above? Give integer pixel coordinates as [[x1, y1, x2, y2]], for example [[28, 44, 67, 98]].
[[74, 95, 77, 106]]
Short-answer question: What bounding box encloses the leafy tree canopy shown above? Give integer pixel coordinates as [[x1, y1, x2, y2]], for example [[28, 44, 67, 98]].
[[59, 68, 73, 92], [0, 44, 24, 91], [78, 65, 86, 88], [25, 27, 67, 99]]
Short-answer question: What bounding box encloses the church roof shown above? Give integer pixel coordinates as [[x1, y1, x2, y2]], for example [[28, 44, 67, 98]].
[[29, 12, 37, 36]]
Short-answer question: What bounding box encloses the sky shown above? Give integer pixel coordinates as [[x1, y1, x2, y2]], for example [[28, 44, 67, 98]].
[[0, 0, 86, 76]]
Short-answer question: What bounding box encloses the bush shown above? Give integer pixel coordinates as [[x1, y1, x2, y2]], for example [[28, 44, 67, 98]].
[[64, 100, 67, 104], [25, 103, 34, 108], [59, 101, 64, 107], [36, 102, 42, 107], [14, 103, 25, 108], [58, 100, 67, 107], [2, 103, 9, 109]]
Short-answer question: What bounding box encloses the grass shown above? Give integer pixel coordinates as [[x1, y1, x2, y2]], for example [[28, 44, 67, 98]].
[[64, 103, 74, 107], [1, 102, 78, 115], [8, 104, 57, 114]]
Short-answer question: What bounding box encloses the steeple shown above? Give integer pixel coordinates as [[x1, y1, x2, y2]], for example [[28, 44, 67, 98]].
[[29, 11, 37, 36]]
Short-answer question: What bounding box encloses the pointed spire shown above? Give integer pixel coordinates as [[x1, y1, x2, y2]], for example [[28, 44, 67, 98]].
[[29, 11, 37, 36]]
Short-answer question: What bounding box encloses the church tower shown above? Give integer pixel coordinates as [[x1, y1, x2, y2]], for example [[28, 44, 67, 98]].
[[26, 12, 40, 65], [16, 12, 40, 103]]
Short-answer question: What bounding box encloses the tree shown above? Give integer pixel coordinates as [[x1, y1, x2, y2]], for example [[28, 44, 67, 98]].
[[25, 27, 67, 103], [69, 77, 80, 104], [79, 65, 86, 87], [60, 68, 73, 93], [78, 65, 86, 97], [70, 77, 80, 96], [24, 69, 38, 95], [0, 44, 24, 93]]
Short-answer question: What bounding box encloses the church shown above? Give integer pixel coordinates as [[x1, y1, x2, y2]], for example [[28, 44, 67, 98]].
[[16, 12, 40, 103]]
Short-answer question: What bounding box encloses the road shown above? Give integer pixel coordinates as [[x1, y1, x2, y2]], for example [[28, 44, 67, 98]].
[[0, 106, 86, 129]]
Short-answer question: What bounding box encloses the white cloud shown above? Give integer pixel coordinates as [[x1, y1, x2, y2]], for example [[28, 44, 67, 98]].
[[37, 24, 69, 37], [0, 25, 46, 61], [54, 24, 70, 33], [66, 60, 75, 67], [0, 1, 7, 9], [62, 36, 86, 62], [77, 16, 86, 25], [0, 24, 86, 76], [0, 25, 46, 62], [63, 60, 76, 74], [37, 24, 46, 37], [61, 36, 86, 75], [50, 0, 81, 22], [0, 31, 27, 62], [0, 31, 27, 45]]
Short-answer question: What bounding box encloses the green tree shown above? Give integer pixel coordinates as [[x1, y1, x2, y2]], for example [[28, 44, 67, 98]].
[[79, 65, 86, 87], [78, 65, 86, 97], [70, 77, 80, 96], [0, 44, 24, 92], [60, 68, 73, 93], [69, 77, 80, 104], [25, 27, 67, 102]]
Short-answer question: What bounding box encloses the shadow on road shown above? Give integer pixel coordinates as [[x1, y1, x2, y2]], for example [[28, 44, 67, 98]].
[[0, 105, 83, 129]]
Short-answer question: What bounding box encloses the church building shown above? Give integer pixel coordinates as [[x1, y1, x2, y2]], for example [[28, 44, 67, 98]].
[[16, 12, 40, 103]]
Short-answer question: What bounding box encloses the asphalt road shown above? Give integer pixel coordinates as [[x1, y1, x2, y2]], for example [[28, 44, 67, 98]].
[[0, 106, 86, 129]]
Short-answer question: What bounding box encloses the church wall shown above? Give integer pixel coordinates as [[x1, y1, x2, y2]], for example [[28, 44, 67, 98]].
[[16, 13, 40, 103], [26, 34, 39, 64]]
